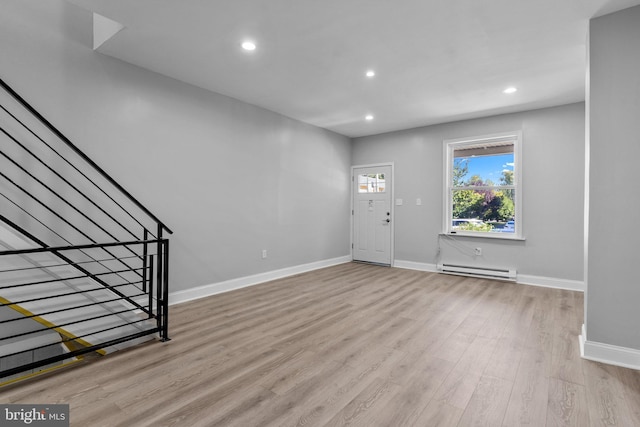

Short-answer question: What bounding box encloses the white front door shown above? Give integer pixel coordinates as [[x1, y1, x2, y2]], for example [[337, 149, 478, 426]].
[[352, 165, 392, 265]]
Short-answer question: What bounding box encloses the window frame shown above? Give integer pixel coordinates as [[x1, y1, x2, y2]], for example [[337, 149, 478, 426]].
[[443, 131, 523, 239], [357, 173, 387, 193]]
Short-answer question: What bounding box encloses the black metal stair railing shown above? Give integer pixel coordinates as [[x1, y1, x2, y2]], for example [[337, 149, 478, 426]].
[[0, 238, 169, 379], [0, 77, 172, 381]]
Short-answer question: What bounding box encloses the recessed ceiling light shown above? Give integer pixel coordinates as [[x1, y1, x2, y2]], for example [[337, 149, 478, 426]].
[[503, 87, 517, 94], [366, 70, 375, 78], [365, 115, 374, 121], [241, 41, 256, 51]]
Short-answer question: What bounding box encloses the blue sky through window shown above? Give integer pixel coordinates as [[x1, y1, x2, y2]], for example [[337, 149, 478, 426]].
[[457, 153, 514, 185]]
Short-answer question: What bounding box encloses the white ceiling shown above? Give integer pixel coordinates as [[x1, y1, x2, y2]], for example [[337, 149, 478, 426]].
[[68, 0, 640, 138]]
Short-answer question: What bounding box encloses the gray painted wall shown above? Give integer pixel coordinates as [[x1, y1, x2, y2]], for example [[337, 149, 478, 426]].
[[352, 103, 585, 281], [2, 0, 589, 299], [587, 5, 640, 349], [1, 0, 352, 293]]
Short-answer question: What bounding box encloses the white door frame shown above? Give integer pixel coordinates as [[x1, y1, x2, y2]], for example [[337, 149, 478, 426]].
[[351, 162, 395, 266]]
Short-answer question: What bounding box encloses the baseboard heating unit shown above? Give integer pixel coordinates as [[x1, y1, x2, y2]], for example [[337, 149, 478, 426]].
[[437, 263, 516, 281]]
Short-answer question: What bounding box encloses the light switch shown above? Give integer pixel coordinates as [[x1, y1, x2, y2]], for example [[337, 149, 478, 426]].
[[395, 198, 403, 206], [416, 198, 422, 206]]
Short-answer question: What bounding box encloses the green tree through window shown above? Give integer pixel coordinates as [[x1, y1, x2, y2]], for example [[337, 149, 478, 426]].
[[445, 132, 521, 236]]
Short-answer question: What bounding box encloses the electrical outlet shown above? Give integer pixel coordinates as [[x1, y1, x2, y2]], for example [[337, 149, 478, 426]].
[[474, 247, 482, 256], [262, 249, 267, 259]]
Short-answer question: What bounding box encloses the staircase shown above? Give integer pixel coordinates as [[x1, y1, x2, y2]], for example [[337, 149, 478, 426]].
[[0, 77, 171, 383]]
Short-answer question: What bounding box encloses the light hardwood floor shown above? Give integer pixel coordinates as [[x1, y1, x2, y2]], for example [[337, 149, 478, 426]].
[[2, 262, 639, 426]]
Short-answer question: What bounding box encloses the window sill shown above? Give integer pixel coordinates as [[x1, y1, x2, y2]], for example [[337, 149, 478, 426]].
[[440, 232, 526, 241]]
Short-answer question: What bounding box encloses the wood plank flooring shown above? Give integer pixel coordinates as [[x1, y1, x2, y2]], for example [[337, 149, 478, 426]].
[[2, 262, 639, 426]]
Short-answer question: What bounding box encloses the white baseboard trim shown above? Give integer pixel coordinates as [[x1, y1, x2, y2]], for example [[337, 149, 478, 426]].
[[169, 255, 352, 306], [393, 260, 438, 272], [393, 260, 584, 292], [579, 324, 640, 371], [516, 274, 584, 292]]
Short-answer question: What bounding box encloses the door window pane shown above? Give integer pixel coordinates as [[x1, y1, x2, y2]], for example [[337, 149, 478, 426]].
[[358, 174, 386, 193]]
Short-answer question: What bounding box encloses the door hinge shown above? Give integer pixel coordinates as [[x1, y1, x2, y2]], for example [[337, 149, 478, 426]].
[[351, 209, 354, 215]]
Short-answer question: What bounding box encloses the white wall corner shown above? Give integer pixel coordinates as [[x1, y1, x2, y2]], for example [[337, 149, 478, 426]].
[[393, 260, 438, 273], [516, 274, 584, 292], [579, 323, 587, 357], [169, 256, 351, 306], [580, 323, 640, 371], [93, 12, 125, 50]]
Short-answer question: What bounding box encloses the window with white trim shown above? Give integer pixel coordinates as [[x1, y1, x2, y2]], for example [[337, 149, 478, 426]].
[[444, 132, 522, 238]]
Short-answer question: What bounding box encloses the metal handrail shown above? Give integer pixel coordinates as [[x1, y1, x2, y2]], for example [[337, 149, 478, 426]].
[[0, 77, 173, 235], [0, 157, 145, 284], [0, 195, 145, 290], [1, 101, 153, 238], [0, 238, 164, 256], [0, 214, 152, 315], [1, 254, 143, 274], [0, 119, 140, 241], [0, 239, 170, 379], [0, 78, 171, 380]]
